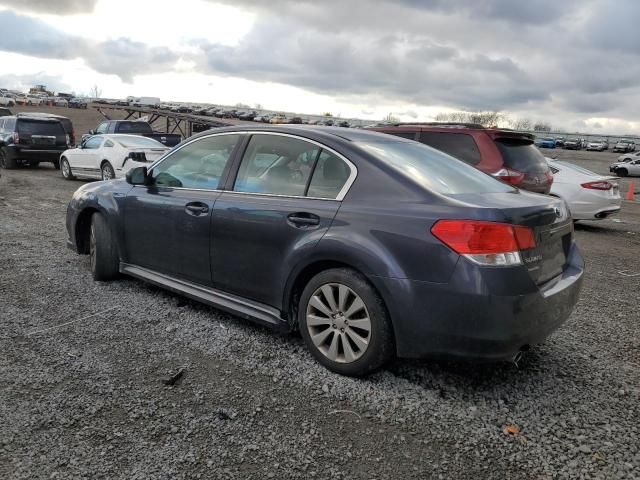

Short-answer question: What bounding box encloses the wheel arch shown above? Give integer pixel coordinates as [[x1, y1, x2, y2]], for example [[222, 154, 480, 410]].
[[282, 259, 399, 344], [74, 207, 100, 254]]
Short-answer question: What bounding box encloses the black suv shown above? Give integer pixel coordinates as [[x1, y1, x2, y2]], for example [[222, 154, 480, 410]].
[[0, 115, 69, 169]]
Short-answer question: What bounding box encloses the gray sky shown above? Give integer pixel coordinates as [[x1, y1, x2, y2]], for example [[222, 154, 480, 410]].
[[0, 0, 638, 132]]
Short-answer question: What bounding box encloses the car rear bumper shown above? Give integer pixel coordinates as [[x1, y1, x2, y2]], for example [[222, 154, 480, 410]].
[[6, 146, 65, 162], [370, 241, 584, 360], [568, 191, 622, 220]]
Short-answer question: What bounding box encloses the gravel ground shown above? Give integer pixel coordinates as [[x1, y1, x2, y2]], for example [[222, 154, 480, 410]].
[[1, 159, 639, 479]]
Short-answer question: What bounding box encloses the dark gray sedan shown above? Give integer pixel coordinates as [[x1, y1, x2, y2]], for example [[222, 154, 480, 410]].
[[66, 126, 584, 376]]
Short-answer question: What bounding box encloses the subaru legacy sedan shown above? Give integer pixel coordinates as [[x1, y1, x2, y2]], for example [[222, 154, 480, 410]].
[[66, 126, 584, 376]]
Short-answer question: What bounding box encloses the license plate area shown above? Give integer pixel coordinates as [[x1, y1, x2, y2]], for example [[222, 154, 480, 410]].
[[31, 135, 56, 146], [521, 221, 572, 285]]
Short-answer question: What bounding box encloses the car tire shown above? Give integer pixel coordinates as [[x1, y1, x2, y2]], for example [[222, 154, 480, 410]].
[[61, 157, 75, 180], [0, 147, 16, 169], [617, 169, 628, 177], [90, 213, 119, 281], [298, 268, 394, 376], [52, 159, 60, 170], [101, 161, 115, 180]]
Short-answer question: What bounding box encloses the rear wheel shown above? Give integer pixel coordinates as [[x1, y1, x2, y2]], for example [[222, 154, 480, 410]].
[[0, 148, 16, 169], [617, 168, 628, 177], [52, 159, 60, 170], [61, 157, 74, 180], [298, 268, 394, 376], [101, 161, 115, 180], [89, 213, 119, 281]]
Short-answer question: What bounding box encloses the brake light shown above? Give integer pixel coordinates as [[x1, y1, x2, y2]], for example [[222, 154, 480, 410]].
[[545, 170, 554, 184], [12, 132, 19, 143], [431, 220, 536, 266], [581, 181, 612, 191], [493, 168, 525, 186]]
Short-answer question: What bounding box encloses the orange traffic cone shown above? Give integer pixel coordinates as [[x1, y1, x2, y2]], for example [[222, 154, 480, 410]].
[[626, 181, 636, 201]]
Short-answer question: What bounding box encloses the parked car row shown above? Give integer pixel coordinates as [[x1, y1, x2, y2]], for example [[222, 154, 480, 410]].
[[536, 135, 637, 153]]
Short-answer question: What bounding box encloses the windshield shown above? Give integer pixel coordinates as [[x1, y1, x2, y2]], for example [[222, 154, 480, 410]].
[[496, 139, 550, 173], [113, 135, 164, 148], [356, 140, 514, 195]]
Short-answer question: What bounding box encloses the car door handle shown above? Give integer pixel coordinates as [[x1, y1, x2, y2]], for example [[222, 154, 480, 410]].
[[185, 202, 209, 216], [287, 212, 320, 227]]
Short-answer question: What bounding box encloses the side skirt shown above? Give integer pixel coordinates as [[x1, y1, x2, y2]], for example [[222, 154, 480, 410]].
[[120, 263, 288, 331]]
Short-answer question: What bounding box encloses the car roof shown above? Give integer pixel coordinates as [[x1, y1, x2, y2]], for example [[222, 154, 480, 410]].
[[16, 112, 70, 120], [189, 124, 415, 144]]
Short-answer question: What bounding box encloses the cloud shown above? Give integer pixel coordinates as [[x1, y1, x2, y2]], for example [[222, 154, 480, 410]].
[[0, 72, 73, 93], [0, 0, 98, 14], [0, 11, 179, 82]]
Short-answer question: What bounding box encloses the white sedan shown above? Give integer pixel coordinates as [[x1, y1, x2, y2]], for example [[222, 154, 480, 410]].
[[547, 158, 621, 221], [60, 134, 170, 181], [609, 157, 640, 177]]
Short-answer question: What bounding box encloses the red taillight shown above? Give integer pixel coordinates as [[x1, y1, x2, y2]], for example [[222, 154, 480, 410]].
[[545, 170, 554, 184], [493, 168, 525, 186], [431, 220, 536, 254], [581, 181, 612, 191]]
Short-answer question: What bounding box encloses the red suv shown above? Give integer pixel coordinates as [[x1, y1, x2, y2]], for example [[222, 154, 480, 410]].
[[370, 123, 553, 194]]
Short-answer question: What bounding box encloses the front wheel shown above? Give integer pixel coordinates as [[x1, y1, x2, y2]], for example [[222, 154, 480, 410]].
[[298, 268, 394, 376], [61, 157, 74, 180], [101, 161, 115, 180], [617, 169, 628, 177], [90, 213, 119, 281], [0, 148, 16, 169]]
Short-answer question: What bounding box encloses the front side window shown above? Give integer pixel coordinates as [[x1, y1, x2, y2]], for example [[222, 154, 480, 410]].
[[84, 136, 103, 149], [234, 135, 319, 196], [307, 150, 352, 199], [151, 134, 240, 190]]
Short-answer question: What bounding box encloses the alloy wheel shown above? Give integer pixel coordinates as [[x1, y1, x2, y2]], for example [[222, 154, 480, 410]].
[[62, 159, 70, 178], [306, 283, 371, 363], [101, 163, 114, 180]]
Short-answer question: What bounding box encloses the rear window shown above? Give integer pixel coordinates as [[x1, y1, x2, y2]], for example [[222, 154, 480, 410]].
[[554, 161, 598, 176], [17, 120, 65, 136], [115, 122, 152, 134], [357, 140, 513, 195], [495, 139, 549, 173], [418, 132, 481, 165], [113, 135, 164, 148], [388, 131, 417, 140]]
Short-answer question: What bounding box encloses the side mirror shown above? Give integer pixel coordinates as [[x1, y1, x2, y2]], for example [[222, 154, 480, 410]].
[[88, 129, 96, 135], [126, 166, 150, 186]]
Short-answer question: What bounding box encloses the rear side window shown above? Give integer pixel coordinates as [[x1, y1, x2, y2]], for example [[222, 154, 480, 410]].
[[418, 132, 481, 165], [307, 150, 352, 199], [234, 135, 319, 196], [83, 136, 103, 149], [495, 139, 549, 173], [17, 120, 65, 136], [152, 134, 240, 190], [357, 140, 513, 195]]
